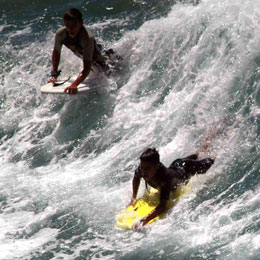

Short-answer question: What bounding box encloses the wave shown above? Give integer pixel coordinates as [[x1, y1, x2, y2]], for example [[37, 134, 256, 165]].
[[1, 0, 260, 259]]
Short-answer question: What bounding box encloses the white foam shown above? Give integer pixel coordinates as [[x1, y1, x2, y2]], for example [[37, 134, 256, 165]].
[[1, 0, 260, 258]]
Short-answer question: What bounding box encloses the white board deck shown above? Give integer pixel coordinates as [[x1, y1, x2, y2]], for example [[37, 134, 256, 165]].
[[40, 79, 101, 94], [41, 66, 104, 94]]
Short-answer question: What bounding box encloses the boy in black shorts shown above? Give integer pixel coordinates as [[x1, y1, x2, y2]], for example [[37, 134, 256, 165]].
[[130, 148, 214, 228]]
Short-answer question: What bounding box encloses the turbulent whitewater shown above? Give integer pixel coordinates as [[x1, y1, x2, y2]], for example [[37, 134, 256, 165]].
[[1, 0, 260, 259]]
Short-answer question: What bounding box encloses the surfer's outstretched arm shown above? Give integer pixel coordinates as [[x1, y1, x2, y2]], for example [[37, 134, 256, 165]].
[[129, 175, 140, 206], [140, 200, 167, 226], [136, 183, 175, 228]]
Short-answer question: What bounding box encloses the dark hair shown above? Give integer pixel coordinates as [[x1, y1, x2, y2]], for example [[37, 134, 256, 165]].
[[140, 148, 160, 164], [64, 8, 83, 22]]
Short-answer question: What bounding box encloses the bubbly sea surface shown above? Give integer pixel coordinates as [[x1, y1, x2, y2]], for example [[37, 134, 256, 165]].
[[1, 0, 260, 259]]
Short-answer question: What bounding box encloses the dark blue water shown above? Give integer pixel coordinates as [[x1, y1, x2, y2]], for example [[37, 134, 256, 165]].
[[1, 0, 260, 259]]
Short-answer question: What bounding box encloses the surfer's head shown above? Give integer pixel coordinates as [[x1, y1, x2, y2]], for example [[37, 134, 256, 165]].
[[63, 8, 83, 38], [140, 148, 160, 180]]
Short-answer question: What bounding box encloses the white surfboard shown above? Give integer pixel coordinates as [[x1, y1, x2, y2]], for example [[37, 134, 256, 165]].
[[41, 66, 104, 94]]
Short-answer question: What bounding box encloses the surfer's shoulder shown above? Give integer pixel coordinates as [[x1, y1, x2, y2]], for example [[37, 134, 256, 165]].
[[55, 27, 66, 38], [80, 26, 94, 40]]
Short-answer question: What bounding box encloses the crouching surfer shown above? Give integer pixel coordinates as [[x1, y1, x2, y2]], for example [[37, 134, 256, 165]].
[[48, 8, 116, 94], [130, 148, 214, 230]]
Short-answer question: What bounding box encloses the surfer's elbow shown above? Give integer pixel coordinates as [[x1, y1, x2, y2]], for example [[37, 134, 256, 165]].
[[83, 60, 92, 71], [157, 201, 167, 213], [79, 69, 90, 81], [82, 68, 90, 76], [81, 68, 91, 79]]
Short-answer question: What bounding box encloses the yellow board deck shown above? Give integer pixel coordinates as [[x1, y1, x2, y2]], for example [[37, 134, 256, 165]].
[[116, 185, 191, 229]]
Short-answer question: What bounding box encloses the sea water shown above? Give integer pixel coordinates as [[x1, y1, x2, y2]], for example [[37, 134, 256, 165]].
[[1, 0, 260, 259]]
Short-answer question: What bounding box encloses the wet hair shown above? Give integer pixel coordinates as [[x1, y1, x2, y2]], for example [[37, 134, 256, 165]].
[[140, 148, 160, 164], [64, 8, 83, 22]]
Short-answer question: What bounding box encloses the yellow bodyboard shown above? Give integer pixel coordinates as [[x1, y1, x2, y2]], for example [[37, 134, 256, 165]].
[[116, 184, 191, 229]]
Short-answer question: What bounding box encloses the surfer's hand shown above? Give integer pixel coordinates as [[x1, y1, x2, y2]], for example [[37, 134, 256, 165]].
[[48, 76, 57, 84], [140, 217, 148, 226], [132, 219, 144, 231], [129, 198, 137, 206], [64, 84, 78, 95]]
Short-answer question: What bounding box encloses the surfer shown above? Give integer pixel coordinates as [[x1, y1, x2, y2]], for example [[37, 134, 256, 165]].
[[130, 148, 214, 229], [48, 8, 108, 94]]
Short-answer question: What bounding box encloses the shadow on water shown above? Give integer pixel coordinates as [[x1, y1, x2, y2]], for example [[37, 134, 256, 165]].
[[55, 92, 112, 143], [17, 90, 116, 169]]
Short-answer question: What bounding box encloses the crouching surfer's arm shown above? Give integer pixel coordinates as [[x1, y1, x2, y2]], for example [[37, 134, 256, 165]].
[[64, 60, 91, 94], [48, 50, 61, 84]]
